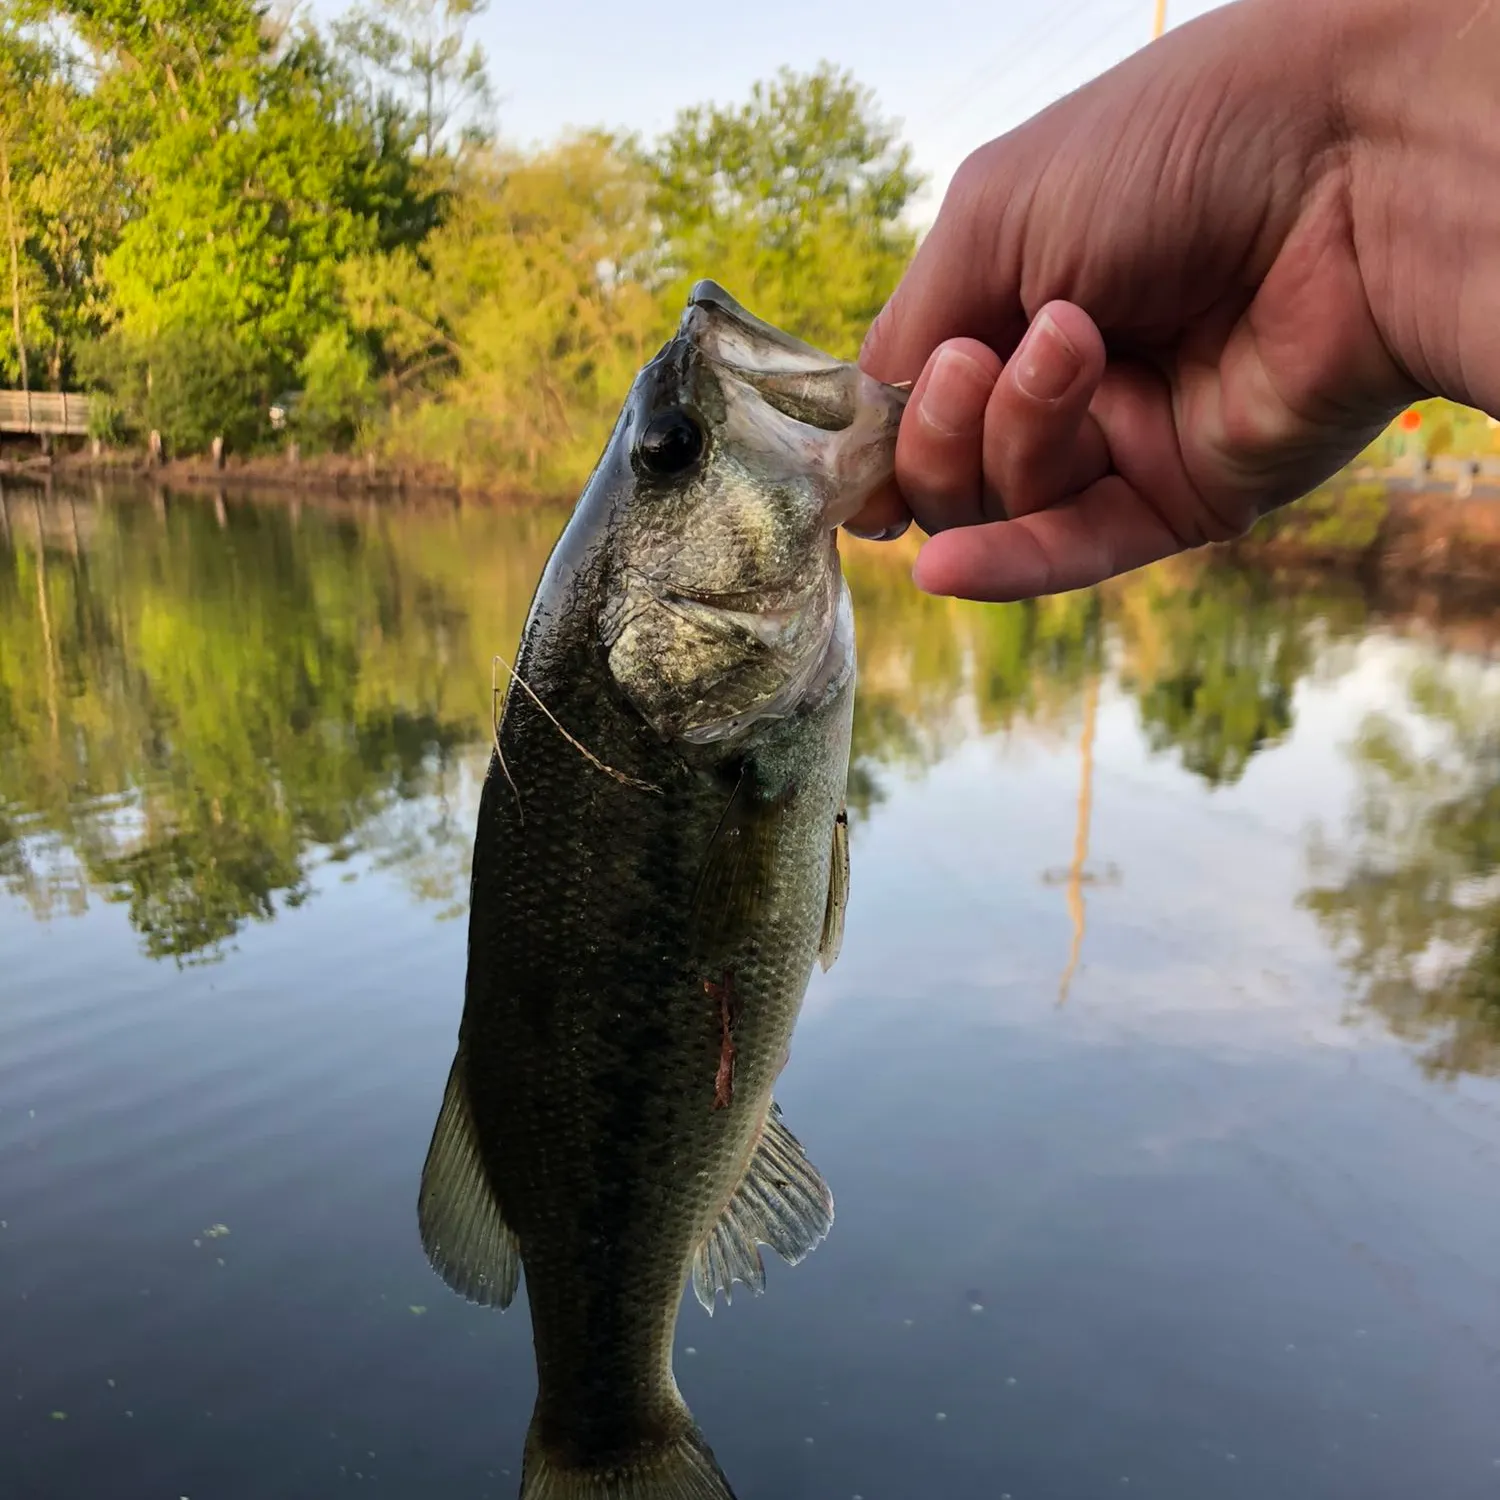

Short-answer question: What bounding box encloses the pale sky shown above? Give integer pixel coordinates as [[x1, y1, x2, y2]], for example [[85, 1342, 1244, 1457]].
[[309, 0, 1235, 221]]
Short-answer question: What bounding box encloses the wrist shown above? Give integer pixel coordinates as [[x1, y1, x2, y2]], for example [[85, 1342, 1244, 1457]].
[[1335, 0, 1500, 408]]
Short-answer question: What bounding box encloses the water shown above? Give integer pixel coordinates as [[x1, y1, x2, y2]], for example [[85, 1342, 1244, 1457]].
[[4, 480, 1500, 1500]]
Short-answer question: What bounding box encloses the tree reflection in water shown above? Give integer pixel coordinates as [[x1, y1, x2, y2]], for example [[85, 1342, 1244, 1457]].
[[5, 482, 1499, 1082], [1302, 657, 1500, 1078]]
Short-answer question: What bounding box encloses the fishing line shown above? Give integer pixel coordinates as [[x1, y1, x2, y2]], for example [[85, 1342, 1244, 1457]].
[[490, 657, 525, 826], [491, 652, 664, 800]]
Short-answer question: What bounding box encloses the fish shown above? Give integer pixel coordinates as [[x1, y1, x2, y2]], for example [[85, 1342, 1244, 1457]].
[[416, 280, 908, 1500]]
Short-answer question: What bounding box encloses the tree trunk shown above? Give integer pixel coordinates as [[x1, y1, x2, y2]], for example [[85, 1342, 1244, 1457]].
[[0, 131, 30, 406]]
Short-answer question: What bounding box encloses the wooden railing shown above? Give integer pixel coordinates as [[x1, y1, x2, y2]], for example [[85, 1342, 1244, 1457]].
[[0, 390, 92, 436]]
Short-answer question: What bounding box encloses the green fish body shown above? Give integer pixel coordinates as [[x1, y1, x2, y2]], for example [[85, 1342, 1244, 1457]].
[[418, 282, 907, 1500]]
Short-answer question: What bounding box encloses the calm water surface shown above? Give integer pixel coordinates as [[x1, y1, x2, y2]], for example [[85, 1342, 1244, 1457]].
[[4, 482, 1500, 1500]]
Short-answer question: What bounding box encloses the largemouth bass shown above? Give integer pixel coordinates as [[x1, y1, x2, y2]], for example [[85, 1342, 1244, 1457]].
[[418, 281, 908, 1500]]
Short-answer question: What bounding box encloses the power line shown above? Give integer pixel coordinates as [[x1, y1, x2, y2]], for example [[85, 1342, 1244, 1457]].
[[920, 0, 1140, 145], [989, 1, 1169, 134]]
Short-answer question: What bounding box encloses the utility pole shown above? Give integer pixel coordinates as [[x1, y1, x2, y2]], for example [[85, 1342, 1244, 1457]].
[[1056, 674, 1099, 1007], [1153, 0, 1168, 38], [1043, 671, 1121, 1005]]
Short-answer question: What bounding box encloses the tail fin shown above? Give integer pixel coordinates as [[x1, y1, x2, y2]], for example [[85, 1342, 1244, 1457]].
[[519, 1416, 735, 1500]]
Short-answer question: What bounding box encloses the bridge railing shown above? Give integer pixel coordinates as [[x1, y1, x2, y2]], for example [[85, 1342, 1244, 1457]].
[[0, 390, 92, 436]]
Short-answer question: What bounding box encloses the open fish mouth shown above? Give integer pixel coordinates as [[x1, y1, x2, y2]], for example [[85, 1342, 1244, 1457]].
[[682, 279, 843, 373], [679, 279, 905, 439]]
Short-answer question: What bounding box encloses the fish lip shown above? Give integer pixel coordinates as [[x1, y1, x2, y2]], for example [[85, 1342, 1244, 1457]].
[[676, 283, 909, 460], [681, 280, 845, 374]]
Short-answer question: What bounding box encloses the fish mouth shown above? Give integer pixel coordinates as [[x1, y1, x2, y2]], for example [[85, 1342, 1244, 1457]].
[[647, 280, 907, 531], [678, 280, 901, 436], [683, 280, 842, 371]]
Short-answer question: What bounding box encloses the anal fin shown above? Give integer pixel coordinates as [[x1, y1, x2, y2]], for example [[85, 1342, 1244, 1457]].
[[417, 1047, 521, 1309], [691, 1102, 833, 1315]]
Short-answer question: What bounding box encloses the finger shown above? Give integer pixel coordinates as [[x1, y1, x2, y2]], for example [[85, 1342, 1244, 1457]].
[[841, 478, 912, 541], [983, 303, 1111, 518], [909, 476, 1191, 602], [894, 339, 1003, 533], [1090, 356, 1250, 545]]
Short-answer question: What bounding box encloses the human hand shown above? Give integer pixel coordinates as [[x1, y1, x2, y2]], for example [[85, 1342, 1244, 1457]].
[[848, 0, 1479, 601]]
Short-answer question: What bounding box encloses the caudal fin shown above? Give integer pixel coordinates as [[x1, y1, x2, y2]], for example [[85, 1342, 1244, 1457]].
[[519, 1417, 736, 1500]]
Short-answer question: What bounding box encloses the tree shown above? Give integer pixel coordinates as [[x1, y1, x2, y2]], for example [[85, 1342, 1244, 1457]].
[[50, 0, 435, 448], [0, 16, 124, 390], [351, 133, 665, 488], [331, 0, 492, 163], [0, 69, 31, 395], [648, 63, 923, 358]]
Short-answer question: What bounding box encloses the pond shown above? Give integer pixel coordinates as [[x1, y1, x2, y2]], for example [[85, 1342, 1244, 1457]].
[[3, 480, 1500, 1500]]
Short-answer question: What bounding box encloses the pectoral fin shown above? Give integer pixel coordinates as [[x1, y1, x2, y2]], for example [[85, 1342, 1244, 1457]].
[[692, 1102, 834, 1314], [818, 805, 849, 972], [689, 769, 798, 954], [417, 1048, 521, 1309]]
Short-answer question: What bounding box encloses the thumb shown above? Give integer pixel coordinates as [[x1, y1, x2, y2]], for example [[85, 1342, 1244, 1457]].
[[859, 154, 1030, 385]]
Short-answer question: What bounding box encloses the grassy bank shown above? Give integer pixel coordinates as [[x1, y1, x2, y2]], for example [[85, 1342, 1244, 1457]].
[[1232, 480, 1500, 586], [0, 444, 566, 505]]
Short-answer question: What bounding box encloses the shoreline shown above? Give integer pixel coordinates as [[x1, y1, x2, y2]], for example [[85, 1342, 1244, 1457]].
[[0, 445, 585, 507], [5, 451, 1500, 593], [1226, 488, 1500, 588]]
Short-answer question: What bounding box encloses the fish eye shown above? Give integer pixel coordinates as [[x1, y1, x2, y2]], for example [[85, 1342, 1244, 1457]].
[[636, 409, 705, 477]]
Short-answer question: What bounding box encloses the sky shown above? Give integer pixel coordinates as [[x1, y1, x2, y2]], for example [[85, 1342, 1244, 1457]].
[[309, 0, 1234, 222]]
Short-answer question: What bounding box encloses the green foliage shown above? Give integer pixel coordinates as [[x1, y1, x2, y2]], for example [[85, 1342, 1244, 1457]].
[[2, 10, 921, 472], [648, 63, 923, 358], [0, 16, 126, 387], [295, 325, 378, 448], [78, 321, 272, 452], [359, 65, 926, 487], [101, 23, 429, 372], [3, 0, 437, 448], [356, 133, 668, 489], [1253, 480, 1390, 551], [331, 0, 493, 162]]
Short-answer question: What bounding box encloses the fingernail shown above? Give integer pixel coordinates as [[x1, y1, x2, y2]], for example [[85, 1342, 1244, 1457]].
[[918, 347, 992, 436], [1014, 311, 1081, 402], [844, 516, 912, 542]]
